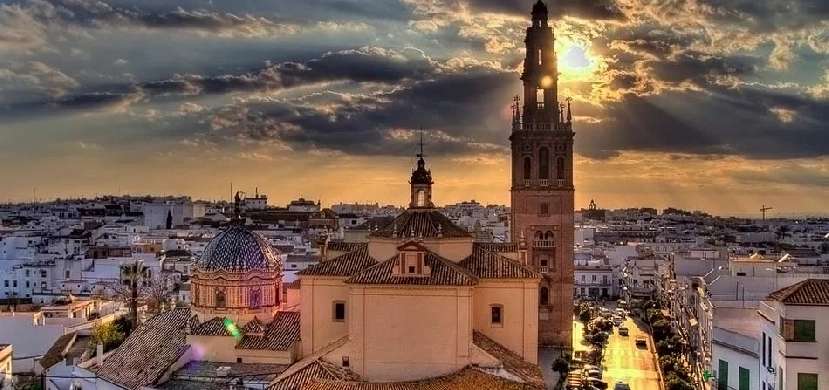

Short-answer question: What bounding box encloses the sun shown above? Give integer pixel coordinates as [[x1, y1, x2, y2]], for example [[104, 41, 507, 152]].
[[559, 45, 597, 79]]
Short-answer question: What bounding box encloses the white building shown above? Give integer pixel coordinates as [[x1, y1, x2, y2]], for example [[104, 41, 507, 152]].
[[758, 279, 829, 390], [574, 253, 615, 299], [143, 200, 206, 229], [711, 308, 760, 390]]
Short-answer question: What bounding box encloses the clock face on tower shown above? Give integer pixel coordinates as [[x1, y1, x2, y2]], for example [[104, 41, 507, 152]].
[[556, 144, 566, 152], [524, 143, 532, 151]]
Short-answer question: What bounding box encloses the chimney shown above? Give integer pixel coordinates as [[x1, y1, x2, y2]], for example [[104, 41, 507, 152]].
[[96, 343, 104, 367]]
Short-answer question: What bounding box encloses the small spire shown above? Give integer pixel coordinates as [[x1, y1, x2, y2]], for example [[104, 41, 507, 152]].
[[392, 223, 398, 238], [559, 103, 565, 123], [566, 97, 573, 123], [418, 127, 425, 159], [411, 228, 415, 238], [437, 224, 443, 238]]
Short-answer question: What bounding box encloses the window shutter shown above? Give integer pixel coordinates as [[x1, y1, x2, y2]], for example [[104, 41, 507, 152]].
[[784, 319, 795, 341]]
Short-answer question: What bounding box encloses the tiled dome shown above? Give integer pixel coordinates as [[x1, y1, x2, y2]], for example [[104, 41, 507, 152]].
[[196, 226, 282, 273]]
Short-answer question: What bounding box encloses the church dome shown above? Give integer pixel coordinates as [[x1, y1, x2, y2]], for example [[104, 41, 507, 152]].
[[196, 225, 282, 273]]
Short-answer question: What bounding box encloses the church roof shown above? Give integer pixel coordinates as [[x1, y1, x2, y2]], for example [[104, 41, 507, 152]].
[[370, 210, 471, 239], [298, 244, 379, 277], [191, 316, 235, 336], [268, 359, 361, 390], [472, 331, 546, 388], [241, 316, 266, 334], [345, 252, 478, 286], [97, 308, 191, 390], [473, 243, 519, 252], [237, 311, 301, 350], [326, 241, 368, 252], [461, 245, 540, 279], [301, 366, 542, 390], [196, 225, 283, 273]]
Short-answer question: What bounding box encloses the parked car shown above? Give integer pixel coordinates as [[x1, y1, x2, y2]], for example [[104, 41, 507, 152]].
[[635, 335, 647, 347], [585, 368, 602, 379], [618, 326, 629, 336], [614, 381, 631, 390]]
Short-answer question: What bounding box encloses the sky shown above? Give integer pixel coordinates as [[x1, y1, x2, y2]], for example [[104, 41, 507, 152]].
[[0, 0, 827, 217]]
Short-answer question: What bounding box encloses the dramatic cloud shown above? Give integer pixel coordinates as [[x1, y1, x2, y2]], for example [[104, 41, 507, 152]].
[[0, 0, 827, 214]]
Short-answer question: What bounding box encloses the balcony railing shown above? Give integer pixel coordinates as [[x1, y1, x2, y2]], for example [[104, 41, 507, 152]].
[[533, 240, 554, 247], [539, 179, 549, 187], [557, 179, 566, 187], [540, 266, 549, 273], [523, 180, 531, 187]]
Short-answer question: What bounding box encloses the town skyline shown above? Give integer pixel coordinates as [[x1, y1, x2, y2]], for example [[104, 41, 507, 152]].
[[2, 0, 828, 216]]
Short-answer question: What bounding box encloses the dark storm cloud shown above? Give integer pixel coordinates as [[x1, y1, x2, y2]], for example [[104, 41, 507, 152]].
[[17, 0, 299, 37], [209, 70, 518, 157], [466, 0, 625, 21], [691, 0, 829, 32], [576, 87, 829, 160]]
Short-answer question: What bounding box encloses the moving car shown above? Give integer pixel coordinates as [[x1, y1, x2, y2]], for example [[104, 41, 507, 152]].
[[618, 326, 629, 336], [635, 335, 647, 347]]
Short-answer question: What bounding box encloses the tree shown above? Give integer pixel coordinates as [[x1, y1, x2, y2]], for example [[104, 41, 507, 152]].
[[552, 356, 570, 377], [112, 315, 133, 337], [88, 321, 125, 353], [166, 210, 173, 229], [144, 271, 179, 315]]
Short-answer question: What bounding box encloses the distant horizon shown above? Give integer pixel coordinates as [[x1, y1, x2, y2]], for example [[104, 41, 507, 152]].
[[3, 191, 828, 220]]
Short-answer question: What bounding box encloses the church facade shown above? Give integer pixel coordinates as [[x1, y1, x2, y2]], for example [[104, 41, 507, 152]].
[[82, 133, 546, 390], [509, 0, 576, 347]]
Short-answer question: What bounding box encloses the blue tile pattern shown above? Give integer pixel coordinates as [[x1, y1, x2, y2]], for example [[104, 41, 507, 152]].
[[196, 226, 283, 273]]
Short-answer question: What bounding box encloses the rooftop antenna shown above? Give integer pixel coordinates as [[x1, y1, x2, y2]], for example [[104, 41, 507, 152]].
[[761, 205, 773, 221]]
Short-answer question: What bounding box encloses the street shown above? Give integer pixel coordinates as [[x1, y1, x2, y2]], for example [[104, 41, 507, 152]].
[[573, 303, 661, 390]]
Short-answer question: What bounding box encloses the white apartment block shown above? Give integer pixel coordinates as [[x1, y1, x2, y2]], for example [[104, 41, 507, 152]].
[[758, 279, 829, 390], [574, 253, 616, 299]]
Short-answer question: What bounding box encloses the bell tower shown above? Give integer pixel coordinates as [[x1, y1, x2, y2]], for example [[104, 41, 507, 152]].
[[409, 130, 434, 209], [510, 0, 575, 348]]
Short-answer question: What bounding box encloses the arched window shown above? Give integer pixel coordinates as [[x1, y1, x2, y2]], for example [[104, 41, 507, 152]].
[[523, 157, 532, 180], [538, 147, 549, 179], [544, 231, 554, 240], [540, 287, 549, 306], [556, 157, 565, 179], [534, 231, 543, 240], [416, 190, 426, 207], [216, 291, 226, 309], [250, 289, 261, 309]]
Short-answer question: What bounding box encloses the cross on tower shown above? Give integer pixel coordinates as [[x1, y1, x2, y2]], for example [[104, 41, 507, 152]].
[[416, 127, 426, 159]]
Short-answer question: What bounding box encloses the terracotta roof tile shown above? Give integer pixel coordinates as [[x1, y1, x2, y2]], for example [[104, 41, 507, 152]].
[[236, 311, 300, 350], [370, 210, 470, 239], [300, 367, 536, 390], [346, 252, 478, 286], [472, 331, 545, 389], [326, 242, 368, 252], [97, 308, 191, 390], [473, 243, 519, 252], [460, 246, 539, 279], [40, 332, 77, 370], [241, 316, 265, 334], [191, 317, 234, 336], [298, 246, 378, 277], [767, 279, 829, 306], [268, 359, 361, 390]]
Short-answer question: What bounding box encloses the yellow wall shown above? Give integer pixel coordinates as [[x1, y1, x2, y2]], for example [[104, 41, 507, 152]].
[[472, 280, 539, 363], [186, 335, 294, 364], [299, 276, 350, 356], [346, 286, 473, 381]]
